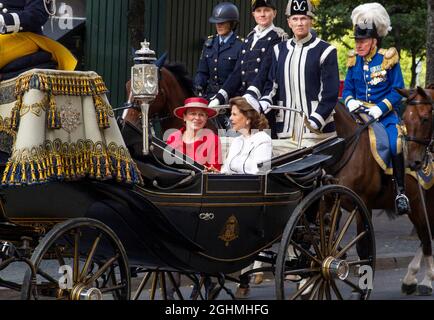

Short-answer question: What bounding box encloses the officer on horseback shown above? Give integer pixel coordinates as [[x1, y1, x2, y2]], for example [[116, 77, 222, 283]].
[[194, 2, 242, 100], [0, 0, 77, 80], [342, 3, 410, 215]]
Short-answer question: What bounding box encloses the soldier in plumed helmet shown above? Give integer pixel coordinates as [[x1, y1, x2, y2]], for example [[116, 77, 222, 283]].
[[194, 2, 243, 100], [342, 3, 409, 215], [0, 0, 77, 80], [258, 0, 339, 142], [209, 0, 287, 121]]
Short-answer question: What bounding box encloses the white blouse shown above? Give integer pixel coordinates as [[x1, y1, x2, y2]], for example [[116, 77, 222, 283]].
[[221, 131, 272, 175]]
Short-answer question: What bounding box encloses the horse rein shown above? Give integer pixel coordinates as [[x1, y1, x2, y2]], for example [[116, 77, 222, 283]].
[[403, 96, 434, 154]]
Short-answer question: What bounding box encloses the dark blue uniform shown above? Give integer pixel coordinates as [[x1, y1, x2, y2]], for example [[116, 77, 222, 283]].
[[0, 0, 49, 34], [342, 48, 404, 155], [213, 26, 286, 104], [194, 33, 242, 100]]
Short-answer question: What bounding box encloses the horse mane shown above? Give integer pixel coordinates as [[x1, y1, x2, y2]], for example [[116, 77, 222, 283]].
[[164, 63, 194, 97]]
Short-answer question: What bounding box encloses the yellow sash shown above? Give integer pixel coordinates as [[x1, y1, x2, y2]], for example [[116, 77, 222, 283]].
[[0, 32, 77, 71]]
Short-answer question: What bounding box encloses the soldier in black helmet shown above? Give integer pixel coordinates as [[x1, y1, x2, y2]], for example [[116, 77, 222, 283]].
[[194, 2, 243, 101], [209, 0, 287, 134]]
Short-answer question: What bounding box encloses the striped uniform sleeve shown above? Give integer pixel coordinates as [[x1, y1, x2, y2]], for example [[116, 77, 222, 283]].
[[309, 46, 340, 130]]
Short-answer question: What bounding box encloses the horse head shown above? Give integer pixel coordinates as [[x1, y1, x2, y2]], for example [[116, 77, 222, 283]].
[[397, 86, 434, 171]]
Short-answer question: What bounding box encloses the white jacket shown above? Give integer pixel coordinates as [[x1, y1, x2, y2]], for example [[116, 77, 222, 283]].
[[221, 131, 272, 175]]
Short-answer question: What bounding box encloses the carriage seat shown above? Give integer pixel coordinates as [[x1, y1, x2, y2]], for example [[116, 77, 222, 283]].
[[0, 51, 57, 81], [135, 159, 198, 190]]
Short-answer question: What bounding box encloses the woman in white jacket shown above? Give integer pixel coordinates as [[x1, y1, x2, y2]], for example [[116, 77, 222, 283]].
[[221, 96, 272, 298], [222, 96, 272, 175]]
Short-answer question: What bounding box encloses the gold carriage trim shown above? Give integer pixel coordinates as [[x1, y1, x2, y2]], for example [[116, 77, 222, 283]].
[[12, 71, 112, 130], [1, 139, 143, 186]]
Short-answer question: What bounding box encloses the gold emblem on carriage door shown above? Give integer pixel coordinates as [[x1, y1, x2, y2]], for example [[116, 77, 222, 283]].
[[219, 215, 239, 247]]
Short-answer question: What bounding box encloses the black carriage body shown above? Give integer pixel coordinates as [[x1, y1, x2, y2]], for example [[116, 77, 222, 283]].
[[2, 133, 345, 275], [2, 171, 302, 274]]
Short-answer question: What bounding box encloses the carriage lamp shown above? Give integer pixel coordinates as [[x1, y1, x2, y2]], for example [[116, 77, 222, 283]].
[[131, 40, 159, 99], [131, 40, 159, 155]]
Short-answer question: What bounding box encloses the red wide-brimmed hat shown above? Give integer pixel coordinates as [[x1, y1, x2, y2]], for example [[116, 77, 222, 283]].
[[173, 97, 218, 119]]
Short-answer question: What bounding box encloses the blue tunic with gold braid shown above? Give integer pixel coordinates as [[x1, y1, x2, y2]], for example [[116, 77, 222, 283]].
[[342, 47, 405, 155]]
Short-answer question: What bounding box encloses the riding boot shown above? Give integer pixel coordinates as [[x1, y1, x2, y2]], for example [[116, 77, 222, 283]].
[[391, 153, 411, 215]]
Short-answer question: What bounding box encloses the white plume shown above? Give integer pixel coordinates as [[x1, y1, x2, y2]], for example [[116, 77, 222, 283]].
[[351, 2, 392, 37]]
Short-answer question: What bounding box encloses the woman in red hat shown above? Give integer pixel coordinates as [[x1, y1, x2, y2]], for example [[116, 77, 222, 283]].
[[166, 97, 222, 171]]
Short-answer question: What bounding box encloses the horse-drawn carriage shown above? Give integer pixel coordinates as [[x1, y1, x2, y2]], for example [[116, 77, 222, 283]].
[[0, 42, 378, 301]]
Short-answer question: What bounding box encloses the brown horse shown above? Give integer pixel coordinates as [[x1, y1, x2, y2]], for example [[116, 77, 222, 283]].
[[331, 99, 433, 295], [395, 86, 434, 295]]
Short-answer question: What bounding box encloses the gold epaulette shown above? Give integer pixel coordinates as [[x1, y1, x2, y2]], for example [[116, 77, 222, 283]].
[[379, 47, 399, 70], [347, 50, 356, 68], [208, 35, 214, 39]]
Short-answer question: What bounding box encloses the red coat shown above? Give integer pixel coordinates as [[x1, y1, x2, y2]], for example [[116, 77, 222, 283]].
[[166, 127, 222, 171]]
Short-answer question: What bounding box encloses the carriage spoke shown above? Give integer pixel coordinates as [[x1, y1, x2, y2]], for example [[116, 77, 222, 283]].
[[331, 208, 357, 255], [150, 272, 160, 300], [342, 279, 364, 294], [319, 207, 327, 257], [167, 272, 184, 300], [159, 272, 168, 300], [347, 259, 372, 266], [301, 217, 323, 260], [79, 233, 102, 281], [318, 280, 325, 300], [327, 196, 341, 253], [133, 272, 152, 300], [289, 240, 322, 265], [73, 230, 80, 283], [100, 283, 127, 293], [283, 267, 320, 276], [289, 274, 321, 300], [36, 268, 59, 285], [329, 278, 343, 300], [84, 254, 119, 285], [335, 231, 367, 259], [308, 277, 323, 300], [325, 281, 332, 300]]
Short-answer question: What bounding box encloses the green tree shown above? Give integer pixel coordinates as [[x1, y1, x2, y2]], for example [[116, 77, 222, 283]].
[[315, 0, 427, 88]]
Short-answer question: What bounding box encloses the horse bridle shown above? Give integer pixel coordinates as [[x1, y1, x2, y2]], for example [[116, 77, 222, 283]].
[[403, 95, 434, 155]]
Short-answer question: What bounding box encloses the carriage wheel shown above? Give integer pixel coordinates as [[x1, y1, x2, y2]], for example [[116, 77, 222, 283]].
[[132, 271, 220, 300], [276, 185, 375, 300], [21, 218, 130, 300]]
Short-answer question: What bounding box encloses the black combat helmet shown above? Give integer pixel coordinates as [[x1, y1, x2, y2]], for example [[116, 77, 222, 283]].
[[209, 2, 240, 24]]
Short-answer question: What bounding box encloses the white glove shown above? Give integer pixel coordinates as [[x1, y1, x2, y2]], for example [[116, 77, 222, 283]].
[[347, 99, 363, 112], [308, 119, 319, 130], [243, 94, 261, 113], [368, 106, 383, 120], [208, 99, 220, 108], [259, 101, 271, 114]]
